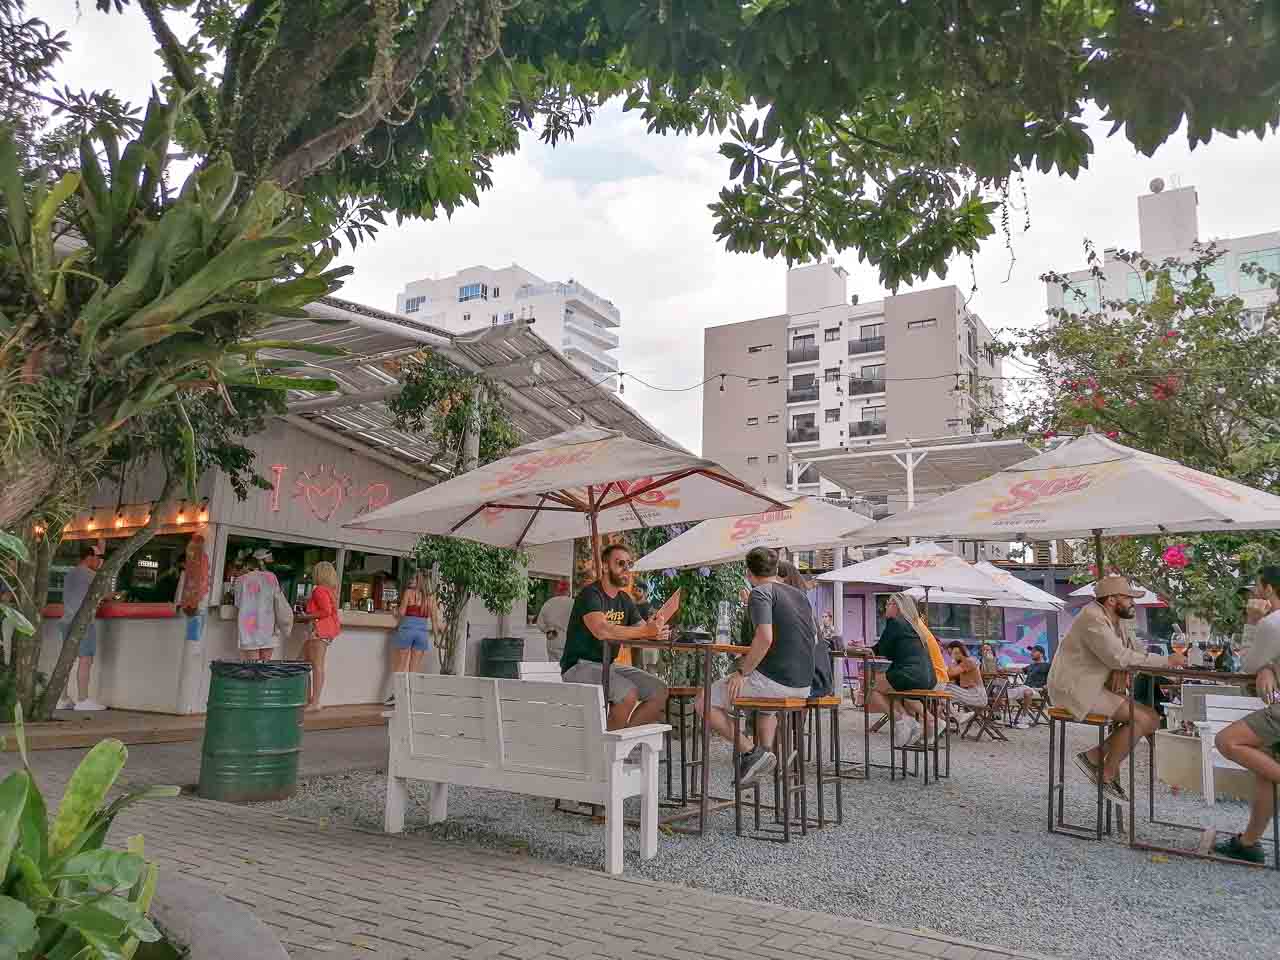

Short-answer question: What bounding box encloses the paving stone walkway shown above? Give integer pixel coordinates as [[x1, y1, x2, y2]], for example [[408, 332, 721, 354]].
[[6, 735, 1055, 960]]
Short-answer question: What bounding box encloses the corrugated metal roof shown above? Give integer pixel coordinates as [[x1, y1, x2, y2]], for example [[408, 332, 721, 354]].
[[257, 296, 682, 483]]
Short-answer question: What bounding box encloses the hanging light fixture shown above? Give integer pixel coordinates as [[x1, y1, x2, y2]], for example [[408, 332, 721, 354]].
[[199, 498, 210, 522], [115, 510, 125, 529], [176, 501, 187, 525]]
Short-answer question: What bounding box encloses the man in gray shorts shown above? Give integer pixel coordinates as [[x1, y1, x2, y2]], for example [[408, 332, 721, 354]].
[[560, 543, 669, 730], [1213, 565, 1280, 864]]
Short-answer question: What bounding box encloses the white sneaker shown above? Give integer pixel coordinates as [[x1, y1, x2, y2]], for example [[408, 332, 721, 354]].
[[56, 697, 75, 710], [892, 716, 919, 747], [73, 699, 107, 712], [954, 708, 975, 725]]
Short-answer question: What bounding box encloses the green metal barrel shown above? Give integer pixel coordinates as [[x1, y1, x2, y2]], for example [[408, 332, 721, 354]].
[[198, 660, 311, 803]]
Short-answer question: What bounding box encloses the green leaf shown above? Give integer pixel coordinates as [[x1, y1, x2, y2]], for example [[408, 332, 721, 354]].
[[31, 172, 82, 295], [0, 129, 29, 245], [0, 530, 30, 563], [17, 768, 47, 870], [57, 895, 160, 944], [0, 770, 30, 881], [176, 398, 197, 500], [55, 849, 147, 891], [2, 604, 35, 637], [50, 739, 127, 858], [0, 895, 39, 955], [101, 323, 196, 360]]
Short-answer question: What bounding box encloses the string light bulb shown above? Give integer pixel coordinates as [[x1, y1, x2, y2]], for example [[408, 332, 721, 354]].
[[115, 510, 125, 529], [176, 501, 186, 524], [86, 516, 96, 531], [199, 498, 209, 522], [719, 374, 726, 393]]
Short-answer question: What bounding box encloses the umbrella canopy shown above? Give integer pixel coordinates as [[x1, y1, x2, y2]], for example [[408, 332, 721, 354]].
[[816, 542, 1034, 601], [973, 561, 1065, 610], [630, 493, 873, 572], [905, 583, 1062, 612], [849, 432, 1280, 544], [347, 426, 783, 547], [1069, 581, 1165, 607]]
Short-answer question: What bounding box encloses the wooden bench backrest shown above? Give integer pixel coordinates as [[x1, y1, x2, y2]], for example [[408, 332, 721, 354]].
[[397, 673, 608, 782], [517, 661, 563, 682]]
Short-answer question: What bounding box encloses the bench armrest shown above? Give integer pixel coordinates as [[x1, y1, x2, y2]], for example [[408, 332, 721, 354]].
[[602, 723, 671, 742]]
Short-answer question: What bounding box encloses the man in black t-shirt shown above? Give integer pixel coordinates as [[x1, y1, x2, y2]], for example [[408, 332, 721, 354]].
[[1005, 644, 1050, 728], [694, 546, 815, 784], [561, 543, 669, 729]]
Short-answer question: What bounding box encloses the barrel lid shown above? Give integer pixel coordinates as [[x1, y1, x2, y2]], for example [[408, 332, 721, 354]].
[[210, 660, 312, 680]]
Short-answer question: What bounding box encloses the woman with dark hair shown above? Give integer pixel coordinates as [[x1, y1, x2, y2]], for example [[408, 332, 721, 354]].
[[777, 560, 835, 698], [867, 592, 935, 746]]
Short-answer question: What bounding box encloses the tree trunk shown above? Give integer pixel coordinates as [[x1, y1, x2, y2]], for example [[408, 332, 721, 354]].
[[31, 478, 177, 719], [437, 589, 471, 676], [0, 453, 61, 530], [10, 533, 52, 711]]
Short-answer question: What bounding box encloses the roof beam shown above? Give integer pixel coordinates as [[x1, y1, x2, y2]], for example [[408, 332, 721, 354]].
[[287, 386, 401, 414], [282, 414, 436, 484]]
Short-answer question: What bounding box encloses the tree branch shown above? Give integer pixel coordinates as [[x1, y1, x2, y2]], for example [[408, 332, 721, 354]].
[[137, 0, 214, 137], [267, 0, 461, 189]]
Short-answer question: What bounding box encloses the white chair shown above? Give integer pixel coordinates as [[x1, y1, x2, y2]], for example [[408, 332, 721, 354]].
[[1194, 694, 1266, 806]]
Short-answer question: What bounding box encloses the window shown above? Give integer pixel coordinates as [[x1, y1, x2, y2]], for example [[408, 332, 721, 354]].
[[793, 373, 816, 388], [824, 408, 840, 423], [503, 311, 514, 321], [824, 367, 840, 383], [746, 456, 759, 466], [748, 343, 773, 354], [746, 417, 759, 426], [767, 375, 779, 384], [793, 413, 815, 428], [861, 323, 884, 339], [403, 295, 426, 314], [861, 363, 885, 380], [907, 317, 937, 330], [792, 334, 816, 349], [1238, 248, 1280, 291], [1064, 281, 1101, 314], [824, 327, 840, 342], [767, 454, 779, 464], [767, 414, 779, 423], [462, 312, 471, 323], [458, 282, 488, 302], [492, 286, 500, 298], [748, 378, 761, 387], [491, 314, 499, 324], [1204, 261, 1231, 296], [862, 405, 886, 422]]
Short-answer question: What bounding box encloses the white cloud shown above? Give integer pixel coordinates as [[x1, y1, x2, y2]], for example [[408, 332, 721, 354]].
[[43, 1, 1280, 454]]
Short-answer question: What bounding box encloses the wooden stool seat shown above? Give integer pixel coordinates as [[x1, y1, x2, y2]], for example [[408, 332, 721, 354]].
[[734, 697, 809, 709], [668, 686, 701, 697], [807, 695, 841, 706], [1048, 707, 1111, 726], [887, 689, 953, 700], [884, 690, 951, 784]]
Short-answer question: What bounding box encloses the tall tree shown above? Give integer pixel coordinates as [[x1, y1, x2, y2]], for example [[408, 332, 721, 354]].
[[95, 0, 1280, 289], [985, 246, 1280, 630]]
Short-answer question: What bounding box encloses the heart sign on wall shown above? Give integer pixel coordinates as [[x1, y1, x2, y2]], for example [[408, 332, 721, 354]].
[[292, 465, 353, 523]]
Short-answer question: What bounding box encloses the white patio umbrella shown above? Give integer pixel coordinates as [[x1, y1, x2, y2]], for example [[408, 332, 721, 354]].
[[973, 561, 1065, 610], [348, 426, 784, 702], [849, 432, 1280, 569], [1070, 581, 1165, 607], [906, 584, 1061, 612], [630, 492, 872, 571], [815, 542, 1034, 603]]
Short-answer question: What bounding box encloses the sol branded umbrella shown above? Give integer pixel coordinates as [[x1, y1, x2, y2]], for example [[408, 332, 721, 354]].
[[630, 492, 872, 572]]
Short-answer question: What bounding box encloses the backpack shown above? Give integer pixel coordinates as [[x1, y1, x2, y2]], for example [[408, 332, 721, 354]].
[[809, 620, 836, 697]]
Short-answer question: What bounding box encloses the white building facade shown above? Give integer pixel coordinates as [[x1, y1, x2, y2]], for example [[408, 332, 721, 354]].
[[1046, 180, 1279, 328], [396, 264, 622, 391]]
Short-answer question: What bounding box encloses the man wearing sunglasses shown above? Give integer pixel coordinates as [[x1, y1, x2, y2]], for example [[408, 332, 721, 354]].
[[561, 543, 670, 729]]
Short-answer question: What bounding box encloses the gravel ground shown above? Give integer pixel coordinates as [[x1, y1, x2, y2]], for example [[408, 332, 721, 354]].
[[260, 712, 1280, 960]]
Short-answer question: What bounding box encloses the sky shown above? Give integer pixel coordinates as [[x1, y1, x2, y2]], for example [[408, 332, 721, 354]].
[[43, 2, 1280, 454]]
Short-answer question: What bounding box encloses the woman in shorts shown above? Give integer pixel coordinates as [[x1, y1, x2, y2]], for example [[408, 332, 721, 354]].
[[302, 561, 341, 711], [866, 592, 936, 746], [385, 572, 440, 703]]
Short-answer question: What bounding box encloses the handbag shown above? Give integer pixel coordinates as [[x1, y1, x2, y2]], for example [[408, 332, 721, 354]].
[[272, 588, 295, 636]]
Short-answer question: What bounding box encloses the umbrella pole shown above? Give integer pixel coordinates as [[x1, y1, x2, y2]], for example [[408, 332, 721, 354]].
[[1093, 529, 1105, 576], [587, 487, 612, 714]]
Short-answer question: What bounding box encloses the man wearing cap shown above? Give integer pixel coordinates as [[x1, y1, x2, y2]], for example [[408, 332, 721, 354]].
[[1047, 575, 1184, 800], [1004, 644, 1050, 728]]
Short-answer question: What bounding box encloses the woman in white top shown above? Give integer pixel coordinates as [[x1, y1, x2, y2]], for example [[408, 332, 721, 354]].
[[234, 549, 281, 661]]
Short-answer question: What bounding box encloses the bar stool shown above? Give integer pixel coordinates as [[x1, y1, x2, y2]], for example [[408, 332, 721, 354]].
[[885, 689, 952, 785], [731, 697, 808, 842], [663, 686, 702, 803], [805, 694, 844, 826], [1046, 707, 1124, 841]]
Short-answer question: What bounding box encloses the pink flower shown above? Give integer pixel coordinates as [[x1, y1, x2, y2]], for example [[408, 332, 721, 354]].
[[1043, 430, 1056, 439], [1106, 431, 1119, 439], [1164, 330, 1180, 339], [1162, 544, 1189, 569]]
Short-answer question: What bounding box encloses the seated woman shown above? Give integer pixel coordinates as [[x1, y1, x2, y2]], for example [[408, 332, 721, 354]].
[[944, 641, 990, 722], [866, 592, 936, 746], [979, 642, 999, 675]]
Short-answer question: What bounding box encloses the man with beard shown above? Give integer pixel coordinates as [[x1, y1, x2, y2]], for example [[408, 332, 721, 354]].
[[561, 543, 669, 730], [1048, 576, 1184, 801]]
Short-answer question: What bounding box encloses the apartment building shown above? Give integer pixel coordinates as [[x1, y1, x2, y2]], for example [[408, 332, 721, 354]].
[[702, 262, 1003, 498], [396, 264, 622, 391], [1047, 179, 1279, 326]]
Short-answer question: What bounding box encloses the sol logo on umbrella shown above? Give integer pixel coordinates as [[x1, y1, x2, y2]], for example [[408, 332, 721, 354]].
[[884, 557, 945, 575], [1168, 468, 1242, 502], [728, 509, 793, 542], [988, 472, 1094, 514], [485, 444, 604, 491]]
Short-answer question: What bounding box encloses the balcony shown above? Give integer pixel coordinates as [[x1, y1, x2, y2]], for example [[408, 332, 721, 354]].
[[848, 376, 886, 396], [786, 384, 819, 404], [849, 420, 887, 438], [786, 345, 820, 364], [848, 336, 885, 356], [564, 314, 619, 350], [786, 426, 819, 444], [515, 281, 620, 326]]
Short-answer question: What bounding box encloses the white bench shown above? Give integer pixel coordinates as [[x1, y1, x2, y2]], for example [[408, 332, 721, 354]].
[[383, 673, 669, 874], [1194, 694, 1266, 806], [517, 661, 562, 682]]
